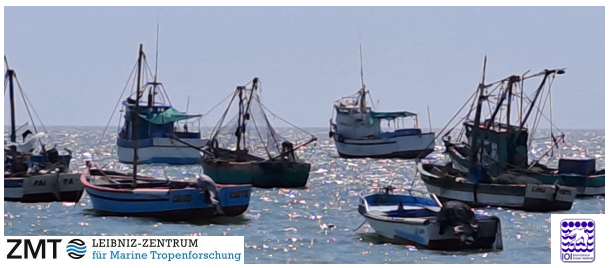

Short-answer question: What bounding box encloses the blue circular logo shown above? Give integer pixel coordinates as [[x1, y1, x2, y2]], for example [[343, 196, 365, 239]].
[[66, 239, 87, 259]]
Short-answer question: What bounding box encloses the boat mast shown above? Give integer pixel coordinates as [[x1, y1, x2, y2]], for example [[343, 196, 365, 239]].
[[519, 70, 552, 129], [5, 57, 17, 162], [149, 24, 160, 108], [513, 69, 564, 143], [466, 57, 487, 181], [485, 75, 520, 129], [133, 44, 144, 186], [235, 86, 244, 151], [359, 44, 367, 113], [237, 78, 259, 151]]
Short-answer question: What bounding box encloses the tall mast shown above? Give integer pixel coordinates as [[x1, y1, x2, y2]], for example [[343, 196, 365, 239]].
[[235, 86, 244, 151], [240, 78, 259, 150], [133, 44, 144, 186], [519, 70, 551, 128], [6, 57, 17, 163], [485, 75, 520, 129], [149, 24, 160, 108], [359, 44, 367, 113], [466, 56, 487, 181], [513, 68, 564, 143]]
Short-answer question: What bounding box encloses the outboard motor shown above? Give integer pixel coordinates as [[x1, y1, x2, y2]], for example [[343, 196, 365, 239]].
[[436, 201, 479, 245], [195, 174, 224, 216]]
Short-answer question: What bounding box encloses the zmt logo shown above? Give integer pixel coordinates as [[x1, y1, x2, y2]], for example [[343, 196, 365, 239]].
[[7, 239, 62, 259], [561, 219, 595, 262], [66, 239, 87, 259]]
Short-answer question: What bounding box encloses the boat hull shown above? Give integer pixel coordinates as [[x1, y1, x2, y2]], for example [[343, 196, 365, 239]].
[[417, 162, 576, 212], [117, 137, 208, 165], [81, 172, 251, 220], [361, 213, 501, 250], [202, 159, 311, 188], [4, 173, 84, 203], [446, 145, 605, 196], [333, 133, 435, 159]]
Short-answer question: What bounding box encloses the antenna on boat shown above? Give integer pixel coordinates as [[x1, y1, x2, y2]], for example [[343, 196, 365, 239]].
[[358, 44, 368, 115], [481, 55, 487, 85], [186, 96, 190, 113], [359, 43, 365, 89], [427, 106, 433, 133], [147, 23, 160, 108], [154, 23, 160, 82]]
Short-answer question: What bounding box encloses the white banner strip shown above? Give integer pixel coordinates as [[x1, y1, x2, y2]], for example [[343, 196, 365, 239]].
[[3, 236, 244, 264]]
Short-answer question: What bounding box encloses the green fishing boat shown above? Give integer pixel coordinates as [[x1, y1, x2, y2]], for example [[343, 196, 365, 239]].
[[441, 66, 604, 197], [417, 60, 577, 212], [200, 77, 317, 188]]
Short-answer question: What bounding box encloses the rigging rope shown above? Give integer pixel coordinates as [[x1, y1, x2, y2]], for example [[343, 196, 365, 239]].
[[15, 74, 47, 133], [249, 113, 274, 158], [260, 102, 315, 137], [98, 61, 138, 145]]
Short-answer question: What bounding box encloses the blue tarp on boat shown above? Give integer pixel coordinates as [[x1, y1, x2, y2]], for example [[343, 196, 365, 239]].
[[140, 107, 202, 125], [370, 111, 417, 120]]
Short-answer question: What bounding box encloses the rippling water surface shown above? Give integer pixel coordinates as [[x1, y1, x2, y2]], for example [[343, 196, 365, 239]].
[[4, 127, 605, 264]]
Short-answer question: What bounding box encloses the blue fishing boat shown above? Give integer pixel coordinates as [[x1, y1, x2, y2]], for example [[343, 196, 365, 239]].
[[113, 32, 207, 165], [441, 63, 604, 197], [81, 167, 251, 219], [357, 186, 503, 251], [4, 56, 83, 203], [81, 44, 252, 220]]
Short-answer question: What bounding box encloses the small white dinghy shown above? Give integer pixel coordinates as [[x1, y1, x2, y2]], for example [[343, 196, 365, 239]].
[[357, 186, 503, 251]]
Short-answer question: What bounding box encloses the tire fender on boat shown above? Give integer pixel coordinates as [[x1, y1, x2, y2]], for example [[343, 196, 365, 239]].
[[337, 135, 344, 143]]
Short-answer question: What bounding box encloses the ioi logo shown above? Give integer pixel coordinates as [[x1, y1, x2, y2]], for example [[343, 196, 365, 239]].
[[66, 239, 87, 259], [560, 219, 595, 262]]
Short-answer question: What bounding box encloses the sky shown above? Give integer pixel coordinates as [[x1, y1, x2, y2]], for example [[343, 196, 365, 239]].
[[3, 6, 606, 130]]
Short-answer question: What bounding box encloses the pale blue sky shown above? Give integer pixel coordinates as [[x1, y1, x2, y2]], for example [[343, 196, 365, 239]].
[[3, 6, 605, 129]]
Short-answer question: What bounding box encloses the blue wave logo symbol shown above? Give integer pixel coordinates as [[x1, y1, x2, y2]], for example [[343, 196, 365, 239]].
[[66, 239, 87, 259]]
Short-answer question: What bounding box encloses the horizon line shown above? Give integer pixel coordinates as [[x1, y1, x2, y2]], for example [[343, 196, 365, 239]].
[[2, 125, 606, 131]]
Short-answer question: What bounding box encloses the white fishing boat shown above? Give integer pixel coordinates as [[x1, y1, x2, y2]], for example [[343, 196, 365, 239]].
[[4, 57, 83, 203], [329, 46, 435, 159], [357, 186, 503, 251]]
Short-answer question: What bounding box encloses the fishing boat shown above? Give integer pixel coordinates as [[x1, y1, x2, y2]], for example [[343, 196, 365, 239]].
[[4, 57, 83, 203], [80, 44, 252, 220], [197, 77, 317, 188], [418, 162, 576, 212], [112, 29, 207, 165], [417, 59, 577, 212], [357, 186, 503, 251], [329, 46, 435, 159], [81, 166, 252, 220], [441, 63, 604, 196]]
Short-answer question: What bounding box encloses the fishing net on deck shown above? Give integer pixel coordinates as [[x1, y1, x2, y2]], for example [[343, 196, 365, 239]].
[[207, 78, 316, 160]]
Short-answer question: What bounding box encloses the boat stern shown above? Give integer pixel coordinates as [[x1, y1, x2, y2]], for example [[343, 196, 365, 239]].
[[216, 185, 252, 216]]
